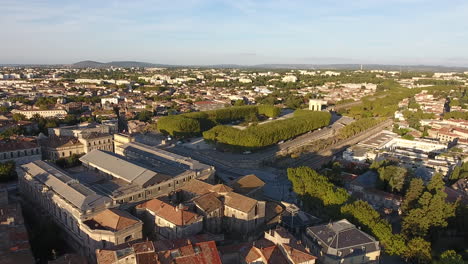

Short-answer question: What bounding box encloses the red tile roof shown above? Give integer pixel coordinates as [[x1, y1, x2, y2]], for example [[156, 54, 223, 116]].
[[137, 199, 201, 226]]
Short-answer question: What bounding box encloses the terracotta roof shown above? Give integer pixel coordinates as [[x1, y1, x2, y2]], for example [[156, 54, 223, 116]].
[[193, 193, 223, 214], [209, 184, 232, 194], [96, 241, 158, 264], [230, 174, 265, 195], [157, 240, 222, 264], [282, 244, 317, 263], [0, 139, 38, 152], [85, 209, 141, 232], [244, 246, 263, 263], [179, 179, 212, 196], [137, 199, 201, 226], [224, 191, 258, 213], [96, 249, 117, 264], [262, 246, 288, 264], [40, 136, 83, 148]]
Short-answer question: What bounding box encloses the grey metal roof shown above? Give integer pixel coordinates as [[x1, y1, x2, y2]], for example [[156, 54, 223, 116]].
[[307, 219, 379, 257], [79, 149, 157, 187], [20, 161, 111, 212], [123, 142, 211, 171]]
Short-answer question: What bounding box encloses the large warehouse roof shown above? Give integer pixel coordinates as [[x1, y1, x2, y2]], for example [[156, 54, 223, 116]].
[[80, 150, 158, 187]]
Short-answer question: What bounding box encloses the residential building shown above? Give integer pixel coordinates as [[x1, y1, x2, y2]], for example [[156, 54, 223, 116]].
[[96, 237, 223, 264], [11, 108, 68, 119], [136, 198, 203, 239], [282, 75, 298, 83], [179, 179, 266, 235], [220, 226, 316, 264], [0, 188, 35, 264]]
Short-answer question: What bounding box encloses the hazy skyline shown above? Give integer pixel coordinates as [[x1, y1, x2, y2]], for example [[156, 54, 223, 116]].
[[1, 0, 468, 66]]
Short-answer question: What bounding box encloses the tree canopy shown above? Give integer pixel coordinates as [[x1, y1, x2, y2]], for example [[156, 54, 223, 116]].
[[203, 110, 331, 149]]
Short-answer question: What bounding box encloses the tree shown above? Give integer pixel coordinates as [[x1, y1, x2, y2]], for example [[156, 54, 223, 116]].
[[233, 99, 245, 106], [0, 161, 17, 182], [402, 173, 456, 237], [63, 114, 78, 125], [136, 110, 153, 122], [436, 250, 464, 264], [376, 164, 408, 193], [403, 237, 432, 264], [401, 178, 425, 214], [287, 166, 350, 206], [204, 111, 331, 148], [0, 106, 8, 113], [449, 162, 468, 181], [12, 113, 26, 121]]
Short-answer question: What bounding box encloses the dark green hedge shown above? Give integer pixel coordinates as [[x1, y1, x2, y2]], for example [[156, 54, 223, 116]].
[[157, 105, 281, 137], [203, 110, 331, 148]]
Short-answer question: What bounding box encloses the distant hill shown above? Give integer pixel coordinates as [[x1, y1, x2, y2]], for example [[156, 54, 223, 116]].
[[4, 60, 467, 72], [248, 64, 468, 72], [71, 60, 170, 68]]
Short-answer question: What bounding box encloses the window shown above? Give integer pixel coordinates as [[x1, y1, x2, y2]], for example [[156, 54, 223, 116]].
[[124, 235, 132, 242]]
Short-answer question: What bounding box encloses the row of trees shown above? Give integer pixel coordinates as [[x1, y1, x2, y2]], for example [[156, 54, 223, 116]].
[[203, 110, 331, 149], [336, 117, 386, 140], [157, 105, 281, 137], [287, 166, 462, 263], [449, 162, 468, 181], [444, 111, 468, 120], [282, 117, 387, 158]]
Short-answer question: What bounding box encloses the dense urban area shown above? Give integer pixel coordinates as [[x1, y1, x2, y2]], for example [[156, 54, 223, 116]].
[[1, 65, 467, 264]]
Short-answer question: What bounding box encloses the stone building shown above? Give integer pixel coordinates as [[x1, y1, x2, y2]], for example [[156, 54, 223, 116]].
[[179, 179, 266, 236], [220, 226, 316, 264], [17, 161, 143, 261], [79, 133, 114, 153], [11, 108, 67, 119], [136, 198, 203, 239], [78, 147, 215, 206], [39, 136, 84, 160], [39, 132, 114, 161], [0, 138, 41, 165]]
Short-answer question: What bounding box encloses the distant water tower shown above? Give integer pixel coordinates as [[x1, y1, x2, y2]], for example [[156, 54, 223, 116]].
[[309, 99, 327, 111], [56, 97, 66, 104]]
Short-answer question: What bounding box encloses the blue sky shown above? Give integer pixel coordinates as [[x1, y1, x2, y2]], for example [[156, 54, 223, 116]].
[[1, 0, 468, 66]]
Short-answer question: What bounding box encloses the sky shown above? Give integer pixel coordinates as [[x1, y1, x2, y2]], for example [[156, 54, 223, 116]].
[[1, 0, 468, 66]]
